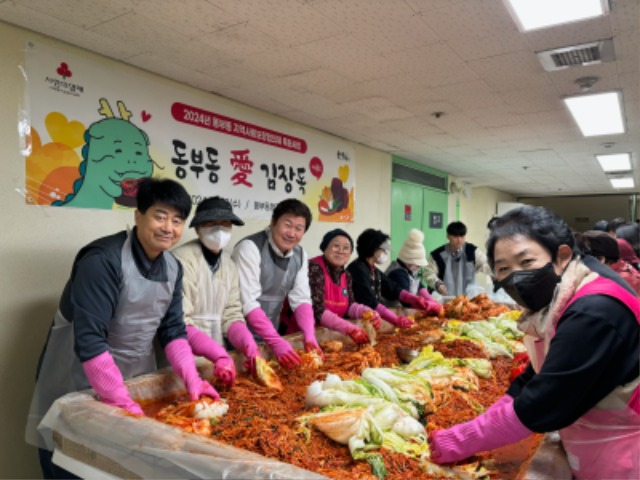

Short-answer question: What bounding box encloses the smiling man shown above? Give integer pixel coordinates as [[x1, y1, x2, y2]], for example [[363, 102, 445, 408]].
[[232, 198, 322, 369], [27, 178, 218, 479]]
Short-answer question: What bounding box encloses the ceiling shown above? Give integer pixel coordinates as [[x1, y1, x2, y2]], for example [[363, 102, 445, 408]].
[[1, 0, 639, 197]]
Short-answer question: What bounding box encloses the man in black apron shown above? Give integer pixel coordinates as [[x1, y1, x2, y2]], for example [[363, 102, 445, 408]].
[[26, 178, 218, 479]]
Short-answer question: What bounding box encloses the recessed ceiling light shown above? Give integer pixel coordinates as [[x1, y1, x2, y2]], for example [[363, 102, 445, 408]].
[[610, 177, 635, 189], [596, 153, 631, 172], [564, 92, 625, 137], [504, 0, 609, 31]]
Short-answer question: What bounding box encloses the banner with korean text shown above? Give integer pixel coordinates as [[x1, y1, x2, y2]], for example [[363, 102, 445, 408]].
[[23, 41, 355, 222]]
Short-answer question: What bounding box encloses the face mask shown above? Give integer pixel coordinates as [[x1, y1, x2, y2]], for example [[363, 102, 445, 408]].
[[375, 252, 389, 265], [199, 226, 232, 252], [408, 265, 421, 276], [498, 262, 560, 312]]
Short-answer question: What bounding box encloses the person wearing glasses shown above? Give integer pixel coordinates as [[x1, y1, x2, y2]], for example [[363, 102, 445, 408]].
[[308, 229, 382, 345]]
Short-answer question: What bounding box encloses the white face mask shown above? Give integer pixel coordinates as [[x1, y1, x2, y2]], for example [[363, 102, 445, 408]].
[[375, 251, 389, 265], [199, 226, 232, 252]]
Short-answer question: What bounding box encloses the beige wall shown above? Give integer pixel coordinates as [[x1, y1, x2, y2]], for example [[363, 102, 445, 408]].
[[518, 194, 640, 232], [0, 21, 509, 478]]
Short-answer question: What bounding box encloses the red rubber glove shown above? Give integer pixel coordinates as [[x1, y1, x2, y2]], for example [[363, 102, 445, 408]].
[[165, 338, 220, 401], [347, 328, 371, 345], [246, 307, 300, 369], [393, 315, 415, 328], [82, 351, 144, 415]]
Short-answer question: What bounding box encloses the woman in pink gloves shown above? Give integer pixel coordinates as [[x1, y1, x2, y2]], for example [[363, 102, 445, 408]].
[[232, 199, 322, 369], [347, 229, 434, 328], [384, 228, 442, 316], [26, 179, 218, 479], [173, 196, 259, 380], [308, 229, 382, 345], [429, 206, 639, 480]]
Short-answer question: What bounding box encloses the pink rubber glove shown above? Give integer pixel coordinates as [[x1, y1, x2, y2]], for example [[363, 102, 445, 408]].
[[418, 288, 444, 316], [375, 304, 414, 328], [399, 289, 428, 310], [319, 309, 370, 344], [82, 351, 144, 415], [348, 303, 382, 329], [429, 396, 532, 464], [226, 321, 262, 373], [295, 303, 324, 358], [186, 325, 236, 388], [246, 307, 300, 369], [165, 338, 220, 401]]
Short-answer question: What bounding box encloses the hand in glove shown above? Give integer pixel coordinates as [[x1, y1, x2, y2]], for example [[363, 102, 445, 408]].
[[186, 325, 236, 387], [213, 357, 236, 388], [165, 338, 220, 401], [399, 290, 428, 310], [295, 303, 324, 359], [418, 288, 443, 316], [393, 315, 415, 329], [347, 327, 370, 345], [375, 304, 414, 329], [226, 321, 261, 373], [429, 396, 531, 464], [348, 303, 381, 328], [246, 307, 301, 369], [82, 351, 144, 416]]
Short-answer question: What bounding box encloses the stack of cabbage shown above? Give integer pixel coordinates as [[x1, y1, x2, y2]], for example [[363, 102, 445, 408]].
[[300, 312, 523, 479]]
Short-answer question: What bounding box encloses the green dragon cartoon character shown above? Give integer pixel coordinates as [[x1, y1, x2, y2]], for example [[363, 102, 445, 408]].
[[54, 99, 156, 209]]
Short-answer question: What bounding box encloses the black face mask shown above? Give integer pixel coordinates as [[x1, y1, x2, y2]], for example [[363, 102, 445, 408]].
[[499, 262, 560, 312]]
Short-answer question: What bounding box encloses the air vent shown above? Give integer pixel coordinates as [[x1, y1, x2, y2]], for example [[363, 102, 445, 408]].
[[537, 39, 615, 72], [392, 163, 446, 191]]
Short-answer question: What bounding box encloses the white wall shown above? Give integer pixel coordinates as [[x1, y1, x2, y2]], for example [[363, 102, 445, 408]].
[[0, 22, 393, 478]]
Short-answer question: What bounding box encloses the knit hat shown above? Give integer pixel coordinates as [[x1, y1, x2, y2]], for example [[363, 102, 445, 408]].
[[189, 196, 244, 228], [580, 230, 619, 261], [320, 228, 354, 252], [617, 238, 640, 265], [397, 228, 428, 267]]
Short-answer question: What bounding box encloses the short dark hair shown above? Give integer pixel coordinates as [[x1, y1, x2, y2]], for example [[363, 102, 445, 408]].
[[592, 219, 608, 232], [271, 198, 312, 232], [136, 178, 192, 219], [447, 221, 467, 236], [607, 217, 627, 234], [356, 229, 390, 259], [616, 223, 640, 256], [486, 205, 577, 270]]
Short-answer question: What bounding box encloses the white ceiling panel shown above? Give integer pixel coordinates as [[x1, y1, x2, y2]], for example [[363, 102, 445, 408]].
[[1, 0, 638, 196]]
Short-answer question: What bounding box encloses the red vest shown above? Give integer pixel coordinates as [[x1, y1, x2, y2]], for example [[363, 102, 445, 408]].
[[310, 255, 349, 318]]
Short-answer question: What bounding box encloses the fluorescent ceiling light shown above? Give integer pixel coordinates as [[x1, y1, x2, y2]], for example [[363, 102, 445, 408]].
[[505, 0, 609, 31], [596, 153, 631, 172], [564, 92, 625, 137], [609, 177, 635, 189]]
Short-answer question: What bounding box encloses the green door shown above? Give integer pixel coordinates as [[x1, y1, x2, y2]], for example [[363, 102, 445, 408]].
[[390, 180, 448, 259]]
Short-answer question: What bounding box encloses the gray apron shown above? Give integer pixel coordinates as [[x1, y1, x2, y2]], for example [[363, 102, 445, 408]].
[[440, 248, 475, 296], [26, 231, 178, 449], [246, 231, 302, 330]]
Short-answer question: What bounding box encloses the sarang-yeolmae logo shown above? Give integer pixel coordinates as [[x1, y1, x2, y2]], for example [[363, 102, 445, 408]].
[[44, 61, 84, 97]]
